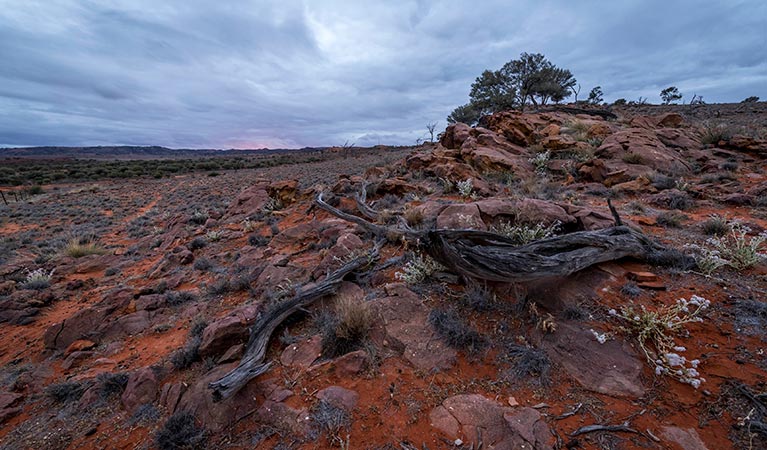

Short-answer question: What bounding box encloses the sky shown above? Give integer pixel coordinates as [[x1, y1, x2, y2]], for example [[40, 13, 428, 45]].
[[0, 0, 765, 149]]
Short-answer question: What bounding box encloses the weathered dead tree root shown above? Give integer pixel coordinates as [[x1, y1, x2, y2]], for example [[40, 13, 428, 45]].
[[317, 191, 664, 283], [208, 242, 381, 400]]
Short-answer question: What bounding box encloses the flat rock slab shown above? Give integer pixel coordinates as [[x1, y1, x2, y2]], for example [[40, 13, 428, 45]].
[[430, 394, 553, 449], [375, 285, 456, 371], [660, 426, 710, 450], [537, 322, 645, 398]]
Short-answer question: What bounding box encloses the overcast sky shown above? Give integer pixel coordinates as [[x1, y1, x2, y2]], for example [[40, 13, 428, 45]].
[[1, 0, 765, 149]]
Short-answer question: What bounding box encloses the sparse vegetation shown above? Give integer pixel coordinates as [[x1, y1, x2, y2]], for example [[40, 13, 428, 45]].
[[491, 220, 559, 245], [46, 381, 85, 404], [428, 308, 487, 351], [20, 267, 54, 290], [394, 254, 444, 284], [61, 236, 106, 258], [155, 413, 207, 450], [610, 295, 710, 388]]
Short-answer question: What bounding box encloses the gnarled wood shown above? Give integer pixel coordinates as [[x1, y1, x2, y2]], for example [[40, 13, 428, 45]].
[[316, 191, 663, 283], [208, 242, 381, 400]]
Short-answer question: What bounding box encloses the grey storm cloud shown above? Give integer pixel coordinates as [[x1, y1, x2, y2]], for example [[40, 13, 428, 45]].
[[0, 0, 765, 148]]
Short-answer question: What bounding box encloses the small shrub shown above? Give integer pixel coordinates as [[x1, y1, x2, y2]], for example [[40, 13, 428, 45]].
[[130, 403, 161, 426], [403, 207, 424, 228], [609, 295, 710, 388], [97, 372, 129, 399], [248, 234, 269, 247], [312, 399, 350, 437], [428, 308, 487, 351], [394, 254, 444, 284], [46, 381, 85, 403], [462, 285, 497, 312], [456, 178, 475, 198], [701, 215, 730, 237], [707, 223, 767, 270], [528, 150, 551, 174], [650, 173, 677, 191], [21, 267, 54, 290], [318, 294, 374, 358], [491, 220, 559, 245], [503, 344, 551, 385], [645, 248, 696, 271], [188, 237, 207, 251], [621, 153, 644, 164], [620, 282, 642, 298], [193, 257, 213, 271], [62, 237, 106, 258], [205, 230, 223, 242], [155, 412, 206, 450], [667, 192, 694, 211], [699, 122, 733, 145], [188, 210, 209, 225], [166, 291, 198, 306], [206, 278, 231, 296], [722, 161, 738, 172], [656, 211, 686, 228], [171, 321, 207, 370]]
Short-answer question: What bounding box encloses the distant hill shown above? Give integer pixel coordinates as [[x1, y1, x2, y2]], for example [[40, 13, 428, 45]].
[[0, 145, 326, 160]]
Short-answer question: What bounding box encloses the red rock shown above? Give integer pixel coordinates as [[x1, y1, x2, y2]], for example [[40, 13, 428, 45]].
[[267, 179, 299, 206], [62, 351, 95, 370], [225, 181, 271, 219], [660, 426, 709, 450], [198, 315, 250, 358], [637, 281, 667, 290], [159, 382, 186, 414], [330, 349, 369, 376], [316, 386, 359, 411], [536, 322, 645, 397], [429, 394, 553, 449], [374, 286, 456, 371], [121, 367, 158, 412], [626, 271, 658, 282], [280, 335, 322, 368], [440, 123, 472, 149], [436, 203, 485, 230], [65, 339, 96, 356]]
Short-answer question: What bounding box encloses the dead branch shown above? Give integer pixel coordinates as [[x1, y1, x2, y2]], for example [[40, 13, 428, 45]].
[[354, 182, 380, 221], [316, 192, 663, 283], [208, 242, 381, 400], [570, 422, 639, 437]]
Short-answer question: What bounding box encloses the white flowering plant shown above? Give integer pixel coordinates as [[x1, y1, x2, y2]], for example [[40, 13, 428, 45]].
[[491, 220, 560, 245], [394, 254, 444, 284], [528, 150, 551, 175], [707, 223, 766, 271], [456, 178, 474, 199], [609, 294, 710, 388]]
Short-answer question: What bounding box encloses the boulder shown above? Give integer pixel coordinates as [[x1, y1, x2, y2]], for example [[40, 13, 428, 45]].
[[121, 368, 158, 412], [440, 123, 472, 149], [198, 315, 251, 358], [374, 285, 456, 371], [280, 335, 323, 369], [537, 322, 645, 397], [267, 179, 299, 206], [436, 203, 485, 230], [430, 394, 553, 449], [597, 128, 692, 175], [316, 386, 359, 411], [225, 181, 271, 219]]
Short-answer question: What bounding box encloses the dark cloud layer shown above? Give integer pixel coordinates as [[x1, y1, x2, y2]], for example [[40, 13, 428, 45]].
[[1, 0, 765, 148]]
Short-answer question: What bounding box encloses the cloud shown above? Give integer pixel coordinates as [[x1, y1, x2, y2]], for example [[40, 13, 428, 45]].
[[0, 0, 764, 148]]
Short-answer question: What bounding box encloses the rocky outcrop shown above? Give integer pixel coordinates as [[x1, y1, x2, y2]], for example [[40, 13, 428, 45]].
[[430, 394, 553, 449]]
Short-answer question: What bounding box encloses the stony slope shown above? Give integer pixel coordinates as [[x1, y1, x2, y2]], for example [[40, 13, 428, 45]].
[[1, 104, 766, 449]]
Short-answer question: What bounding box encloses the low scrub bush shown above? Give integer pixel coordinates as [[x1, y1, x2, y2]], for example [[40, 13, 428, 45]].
[[428, 308, 487, 352], [609, 295, 710, 388], [155, 413, 206, 450]]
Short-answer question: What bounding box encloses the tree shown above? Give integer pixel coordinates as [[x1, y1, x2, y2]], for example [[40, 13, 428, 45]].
[[660, 86, 682, 104], [448, 52, 576, 122], [570, 84, 581, 103], [447, 103, 482, 125], [426, 122, 438, 142], [587, 86, 604, 105], [742, 96, 760, 103], [500, 53, 575, 109], [613, 98, 627, 106]]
